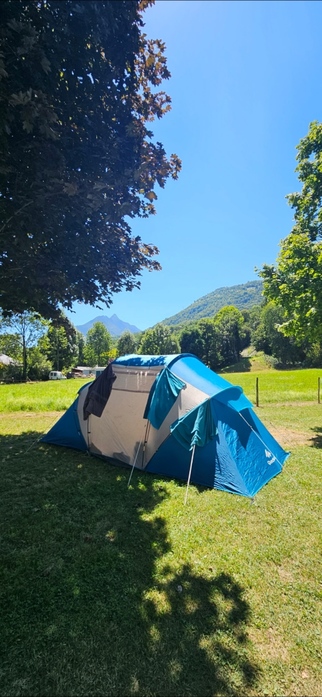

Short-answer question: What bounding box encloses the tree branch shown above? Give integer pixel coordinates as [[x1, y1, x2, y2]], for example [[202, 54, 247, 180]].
[[0, 200, 33, 235]]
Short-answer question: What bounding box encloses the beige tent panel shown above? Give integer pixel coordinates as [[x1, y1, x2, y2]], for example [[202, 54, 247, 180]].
[[77, 364, 163, 465]]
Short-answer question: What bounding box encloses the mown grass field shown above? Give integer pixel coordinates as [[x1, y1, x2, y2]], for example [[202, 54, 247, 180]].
[[1, 370, 321, 696], [228, 368, 322, 406]]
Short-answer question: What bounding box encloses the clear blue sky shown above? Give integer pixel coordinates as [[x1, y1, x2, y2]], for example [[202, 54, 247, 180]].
[[67, 0, 322, 331]]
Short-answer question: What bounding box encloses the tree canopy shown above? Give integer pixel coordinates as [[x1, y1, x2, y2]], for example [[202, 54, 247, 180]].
[[0, 0, 181, 318], [44, 314, 79, 370], [0, 311, 47, 379], [260, 121, 322, 343], [85, 321, 112, 365], [138, 323, 179, 354], [252, 301, 306, 365], [213, 306, 246, 366], [117, 330, 137, 356]]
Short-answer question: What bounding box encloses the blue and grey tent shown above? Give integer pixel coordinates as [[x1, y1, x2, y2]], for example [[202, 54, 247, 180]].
[[41, 354, 289, 497]]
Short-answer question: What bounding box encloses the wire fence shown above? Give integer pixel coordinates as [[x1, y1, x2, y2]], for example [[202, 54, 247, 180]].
[[251, 376, 322, 407]]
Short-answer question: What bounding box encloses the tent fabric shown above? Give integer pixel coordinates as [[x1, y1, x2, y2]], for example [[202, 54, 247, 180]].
[[170, 398, 217, 450], [83, 363, 116, 420], [113, 354, 188, 368], [143, 367, 186, 429], [172, 355, 252, 411], [41, 353, 289, 497], [211, 401, 284, 497], [0, 353, 16, 366], [41, 401, 87, 452]]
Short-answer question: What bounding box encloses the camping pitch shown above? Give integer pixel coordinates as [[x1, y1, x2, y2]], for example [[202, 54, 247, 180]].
[[42, 354, 289, 498]]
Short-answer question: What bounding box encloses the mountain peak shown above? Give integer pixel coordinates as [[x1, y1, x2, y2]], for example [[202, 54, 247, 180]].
[[76, 315, 141, 337]]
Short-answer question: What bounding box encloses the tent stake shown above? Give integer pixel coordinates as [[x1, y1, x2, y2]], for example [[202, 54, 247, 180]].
[[184, 444, 196, 505]]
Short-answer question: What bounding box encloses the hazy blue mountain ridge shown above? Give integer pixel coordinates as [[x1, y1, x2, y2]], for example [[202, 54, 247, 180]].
[[76, 314, 141, 336], [76, 281, 263, 336]]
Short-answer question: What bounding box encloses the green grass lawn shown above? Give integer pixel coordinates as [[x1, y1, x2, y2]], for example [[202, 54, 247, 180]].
[[1, 368, 321, 412], [228, 368, 322, 405], [0, 374, 322, 696], [0, 378, 89, 413]]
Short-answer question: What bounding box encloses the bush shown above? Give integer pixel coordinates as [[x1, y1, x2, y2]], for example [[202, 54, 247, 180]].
[[0, 363, 23, 383], [264, 354, 280, 369], [27, 348, 52, 381]]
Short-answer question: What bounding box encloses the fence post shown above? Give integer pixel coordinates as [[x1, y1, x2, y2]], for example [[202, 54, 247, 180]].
[[318, 377, 321, 404], [255, 377, 259, 407]]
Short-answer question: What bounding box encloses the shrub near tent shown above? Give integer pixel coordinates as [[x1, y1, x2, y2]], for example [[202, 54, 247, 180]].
[[42, 354, 289, 497]]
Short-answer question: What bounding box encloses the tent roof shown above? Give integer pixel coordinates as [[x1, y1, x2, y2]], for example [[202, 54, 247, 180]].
[[0, 353, 17, 365], [113, 354, 252, 412], [112, 354, 191, 368], [173, 356, 252, 411]]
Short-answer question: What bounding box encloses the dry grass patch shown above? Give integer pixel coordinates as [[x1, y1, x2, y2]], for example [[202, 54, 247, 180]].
[[267, 424, 312, 448]]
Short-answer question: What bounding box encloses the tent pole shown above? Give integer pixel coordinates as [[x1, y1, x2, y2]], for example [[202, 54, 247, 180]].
[[141, 420, 151, 467], [128, 418, 152, 487], [184, 444, 196, 505], [87, 415, 91, 450], [127, 425, 147, 487], [127, 441, 141, 487]]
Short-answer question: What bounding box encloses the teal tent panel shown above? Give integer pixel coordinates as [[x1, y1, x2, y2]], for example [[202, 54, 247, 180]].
[[41, 398, 87, 452], [170, 399, 217, 450], [113, 354, 192, 368], [215, 389, 252, 412], [146, 435, 193, 482], [212, 402, 288, 497], [143, 368, 186, 429], [172, 355, 252, 411], [213, 420, 253, 496], [146, 427, 268, 496], [146, 434, 217, 488]]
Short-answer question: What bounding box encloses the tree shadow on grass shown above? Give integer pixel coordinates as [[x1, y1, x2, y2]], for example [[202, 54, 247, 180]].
[[0, 432, 259, 697], [310, 426, 322, 448], [138, 566, 258, 697]]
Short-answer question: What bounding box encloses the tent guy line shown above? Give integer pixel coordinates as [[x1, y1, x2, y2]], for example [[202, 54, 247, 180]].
[[238, 411, 284, 469]]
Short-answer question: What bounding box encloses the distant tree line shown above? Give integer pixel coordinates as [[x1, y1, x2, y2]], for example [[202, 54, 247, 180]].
[[1, 300, 319, 382]]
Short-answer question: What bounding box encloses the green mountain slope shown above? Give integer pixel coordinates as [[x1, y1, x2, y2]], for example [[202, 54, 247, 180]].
[[162, 280, 263, 326]]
